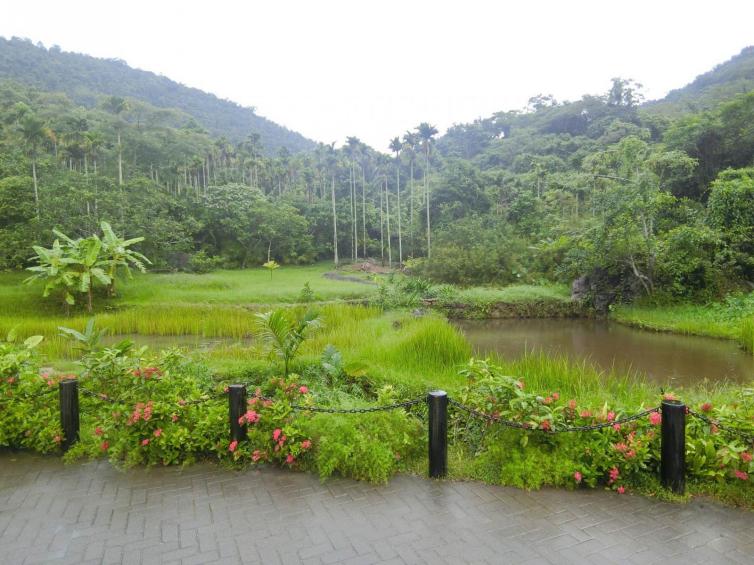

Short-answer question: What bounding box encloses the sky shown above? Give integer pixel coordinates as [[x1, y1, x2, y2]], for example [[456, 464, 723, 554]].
[[2, 0, 754, 150]]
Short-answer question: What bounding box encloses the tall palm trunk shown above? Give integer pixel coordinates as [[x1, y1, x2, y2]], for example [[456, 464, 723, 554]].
[[425, 148, 431, 259], [385, 178, 392, 267], [117, 132, 123, 186], [331, 175, 339, 267], [409, 159, 414, 256], [396, 164, 402, 264], [379, 181, 384, 264], [361, 166, 366, 258], [31, 156, 40, 217]]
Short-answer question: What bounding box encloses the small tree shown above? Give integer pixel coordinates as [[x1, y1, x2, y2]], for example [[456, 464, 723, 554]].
[[254, 309, 322, 376]]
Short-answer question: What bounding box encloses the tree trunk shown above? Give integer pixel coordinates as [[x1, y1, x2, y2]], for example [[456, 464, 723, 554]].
[[117, 132, 123, 186], [396, 163, 402, 264], [331, 175, 339, 268], [31, 157, 40, 217], [425, 149, 431, 259], [385, 178, 392, 267], [409, 159, 414, 256], [379, 180, 384, 264], [361, 166, 367, 258]]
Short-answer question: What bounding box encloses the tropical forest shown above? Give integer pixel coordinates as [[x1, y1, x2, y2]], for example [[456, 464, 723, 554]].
[[1, 35, 754, 508]]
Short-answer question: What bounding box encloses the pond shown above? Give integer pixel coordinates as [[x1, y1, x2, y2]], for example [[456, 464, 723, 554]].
[[454, 318, 754, 386]]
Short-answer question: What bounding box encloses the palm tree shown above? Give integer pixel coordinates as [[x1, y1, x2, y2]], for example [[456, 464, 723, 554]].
[[324, 143, 339, 267], [254, 309, 322, 376], [345, 137, 362, 261], [416, 123, 438, 258], [389, 137, 403, 264], [18, 113, 49, 217], [402, 131, 419, 255], [103, 96, 129, 186]]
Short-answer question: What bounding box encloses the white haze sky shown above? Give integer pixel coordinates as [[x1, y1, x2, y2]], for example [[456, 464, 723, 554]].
[[2, 0, 753, 150]]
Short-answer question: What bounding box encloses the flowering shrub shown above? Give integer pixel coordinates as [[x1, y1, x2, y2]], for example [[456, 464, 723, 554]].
[[454, 359, 754, 493], [0, 333, 63, 452]]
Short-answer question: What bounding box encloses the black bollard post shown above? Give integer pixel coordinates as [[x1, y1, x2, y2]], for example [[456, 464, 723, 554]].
[[660, 400, 686, 494], [228, 384, 248, 443], [59, 379, 79, 451], [428, 390, 448, 478]]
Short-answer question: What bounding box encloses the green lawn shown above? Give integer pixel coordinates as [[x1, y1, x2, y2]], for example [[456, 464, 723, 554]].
[[457, 284, 571, 304]]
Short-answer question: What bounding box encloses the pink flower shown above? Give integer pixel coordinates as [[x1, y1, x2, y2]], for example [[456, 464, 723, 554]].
[[734, 470, 748, 481], [299, 385, 309, 394], [568, 399, 577, 410], [244, 410, 259, 424], [272, 428, 282, 441], [701, 402, 712, 412], [94, 427, 104, 436], [607, 411, 616, 422], [663, 393, 676, 401], [625, 450, 636, 459], [741, 452, 752, 463], [141, 439, 150, 446], [573, 471, 583, 483], [580, 410, 592, 418], [228, 440, 238, 452], [301, 440, 312, 450], [153, 428, 162, 437], [614, 442, 628, 453], [617, 486, 626, 494], [543, 396, 552, 405], [608, 467, 620, 484], [540, 420, 551, 431], [251, 450, 263, 462], [613, 424, 621, 431], [552, 392, 560, 401], [285, 454, 296, 465], [171, 414, 179, 423], [515, 380, 524, 390], [53, 435, 61, 444], [100, 441, 109, 451], [649, 412, 661, 426]]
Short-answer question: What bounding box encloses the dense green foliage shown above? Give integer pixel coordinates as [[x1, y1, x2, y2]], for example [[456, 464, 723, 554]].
[[2, 42, 754, 312]]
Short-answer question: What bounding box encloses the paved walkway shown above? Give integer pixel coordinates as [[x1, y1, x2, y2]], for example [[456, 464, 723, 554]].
[[0, 453, 752, 565]]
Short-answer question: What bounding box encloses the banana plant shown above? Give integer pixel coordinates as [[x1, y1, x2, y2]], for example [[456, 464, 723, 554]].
[[99, 221, 150, 296], [24, 238, 78, 310]]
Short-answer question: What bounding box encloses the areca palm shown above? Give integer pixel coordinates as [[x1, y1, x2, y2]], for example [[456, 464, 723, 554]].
[[389, 137, 403, 264], [416, 123, 438, 258], [254, 309, 322, 376], [18, 113, 50, 217]]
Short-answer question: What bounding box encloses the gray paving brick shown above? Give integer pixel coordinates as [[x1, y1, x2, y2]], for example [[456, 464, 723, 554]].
[[1, 451, 753, 564]]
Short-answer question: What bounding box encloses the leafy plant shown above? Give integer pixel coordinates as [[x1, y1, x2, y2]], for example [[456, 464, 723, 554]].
[[254, 309, 322, 376]]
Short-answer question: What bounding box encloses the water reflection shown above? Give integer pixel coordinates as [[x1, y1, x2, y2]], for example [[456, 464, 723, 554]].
[[454, 318, 754, 386]]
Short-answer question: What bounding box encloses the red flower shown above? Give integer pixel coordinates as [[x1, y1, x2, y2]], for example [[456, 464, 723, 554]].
[[153, 428, 162, 437], [649, 412, 661, 426], [701, 402, 713, 412], [607, 411, 616, 422], [141, 439, 150, 446], [741, 452, 752, 463], [663, 393, 676, 401], [614, 442, 628, 453], [734, 470, 748, 481], [573, 471, 582, 483], [543, 396, 552, 405], [228, 440, 238, 452], [608, 467, 620, 484], [540, 420, 551, 431], [568, 399, 577, 410], [100, 441, 109, 451], [625, 450, 636, 459], [94, 427, 104, 436], [299, 385, 309, 394], [613, 424, 621, 431], [301, 440, 312, 450], [580, 410, 592, 418], [552, 392, 560, 401], [272, 428, 282, 441], [285, 454, 296, 465], [244, 410, 260, 424], [171, 414, 179, 423], [617, 486, 626, 494], [251, 450, 263, 462]]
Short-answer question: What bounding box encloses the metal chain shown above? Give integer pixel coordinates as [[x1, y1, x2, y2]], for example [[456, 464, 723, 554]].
[[0, 386, 57, 404], [688, 409, 754, 444], [449, 399, 660, 433], [289, 398, 424, 413]]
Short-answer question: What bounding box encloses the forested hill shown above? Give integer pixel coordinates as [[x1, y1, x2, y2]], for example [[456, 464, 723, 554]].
[[645, 46, 754, 115], [0, 37, 315, 154]]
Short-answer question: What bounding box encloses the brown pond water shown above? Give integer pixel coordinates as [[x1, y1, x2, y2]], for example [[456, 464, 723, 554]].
[[454, 318, 754, 386]]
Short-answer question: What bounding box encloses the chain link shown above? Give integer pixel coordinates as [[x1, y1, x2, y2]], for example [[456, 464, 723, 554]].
[[449, 399, 660, 433], [0, 386, 57, 404], [688, 409, 754, 444]]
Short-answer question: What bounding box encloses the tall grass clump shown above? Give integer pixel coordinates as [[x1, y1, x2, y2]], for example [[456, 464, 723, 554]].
[[740, 317, 754, 353], [381, 317, 472, 374]]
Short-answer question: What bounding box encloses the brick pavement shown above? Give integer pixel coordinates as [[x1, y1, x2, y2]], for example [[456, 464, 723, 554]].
[[1, 452, 752, 564]]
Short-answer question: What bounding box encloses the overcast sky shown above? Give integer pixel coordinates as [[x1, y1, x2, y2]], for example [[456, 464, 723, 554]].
[[2, 1, 753, 150]]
